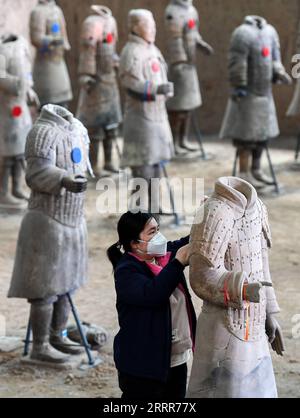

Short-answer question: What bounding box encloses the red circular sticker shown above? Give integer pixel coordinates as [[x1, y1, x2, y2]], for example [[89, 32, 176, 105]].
[[11, 106, 22, 118], [106, 33, 114, 44], [188, 19, 196, 29], [262, 47, 270, 57], [152, 61, 160, 73]]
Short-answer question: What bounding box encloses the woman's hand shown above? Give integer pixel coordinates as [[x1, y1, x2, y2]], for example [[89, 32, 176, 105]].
[[175, 244, 191, 267]]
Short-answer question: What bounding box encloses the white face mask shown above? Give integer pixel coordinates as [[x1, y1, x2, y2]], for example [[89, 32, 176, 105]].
[[138, 232, 168, 257]]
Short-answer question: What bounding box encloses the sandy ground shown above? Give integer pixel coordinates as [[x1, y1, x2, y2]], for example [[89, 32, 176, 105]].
[[0, 138, 300, 398]]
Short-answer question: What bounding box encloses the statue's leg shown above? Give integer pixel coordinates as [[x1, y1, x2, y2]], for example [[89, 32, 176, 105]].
[[89, 133, 101, 178], [239, 147, 250, 174], [103, 128, 119, 173], [12, 156, 29, 200], [29, 299, 70, 363], [180, 111, 199, 152], [0, 157, 24, 206], [169, 111, 188, 156], [131, 165, 160, 215], [149, 164, 161, 216], [236, 143, 264, 188], [50, 294, 84, 355], [251, 142, 274, 185], [0, 157, 11, 195]]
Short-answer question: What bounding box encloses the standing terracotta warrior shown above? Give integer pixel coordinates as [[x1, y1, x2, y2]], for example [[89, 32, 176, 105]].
[[119, 9, 174, 211], [76, 5, 122, 177], [8, 104, 93, 363], [0, 34, 39, 208], [165, 0, 213, 155], [287, 20, 300, 161], [30, 0, 73, 107], [220, 16, 291, 187], [287, 17, 300, 118], [187, 177, 284, 398]]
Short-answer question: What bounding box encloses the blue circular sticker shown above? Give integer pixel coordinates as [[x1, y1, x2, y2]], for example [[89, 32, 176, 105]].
[[51, 22, 60, 34], [71, 148, 82, 164]]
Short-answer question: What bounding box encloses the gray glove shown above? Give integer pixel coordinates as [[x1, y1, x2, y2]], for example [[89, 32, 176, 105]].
[[79, 75, 97, 89], [231, 87, 248, 102], [157, 83, 173, 96], [244, 281, 273, 303], [266, 314, 285, 356], [61, 175, 88, 194], [49, 37, 64, 47], [79, 75, 97, 94]]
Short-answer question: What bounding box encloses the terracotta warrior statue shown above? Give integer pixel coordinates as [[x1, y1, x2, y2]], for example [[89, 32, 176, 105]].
[[187, 176, 284, 398], [286, 15, 300, 160], [119, 9, 174, 212], [287, 18, 300, 118], [76, 5, 122, 177], [165, 0, 213, 155], [0, 33, 39, 208], [30, 0, 73, 107], [8, 104, 93, 363], [220, 16, 291, 188]]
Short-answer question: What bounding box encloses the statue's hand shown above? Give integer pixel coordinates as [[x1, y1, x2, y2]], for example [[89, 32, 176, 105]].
[[274, 71, 292, 85], [157, 83, 174, 97], [266, 314, 285, 356], [197, 41, 214, 56], [49, 37, 64, 47], [79, 75, 97, 93], [231, 87, 248, 102], [62, 175, 88, 194], [243, 281, 272, 303], [27, 88, 40, 108]]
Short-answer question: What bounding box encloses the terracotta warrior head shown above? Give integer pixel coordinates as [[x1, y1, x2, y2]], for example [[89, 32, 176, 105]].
[[128, 9, 156, 44]]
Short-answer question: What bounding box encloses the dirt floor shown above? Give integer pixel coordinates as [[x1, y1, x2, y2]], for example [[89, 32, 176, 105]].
[[0, 138, 299, 398]]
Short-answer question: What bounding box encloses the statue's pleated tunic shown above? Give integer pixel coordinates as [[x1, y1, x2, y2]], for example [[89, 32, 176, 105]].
[[8, 105, 90, 300]]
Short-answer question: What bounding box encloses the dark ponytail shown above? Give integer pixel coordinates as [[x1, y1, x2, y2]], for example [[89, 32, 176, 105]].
[[107, 242, 123, 270], [107, 211, 157, 269]]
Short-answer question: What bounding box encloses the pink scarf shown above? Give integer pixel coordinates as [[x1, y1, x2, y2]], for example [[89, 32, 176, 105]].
[[128, 251, 172, 274]]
